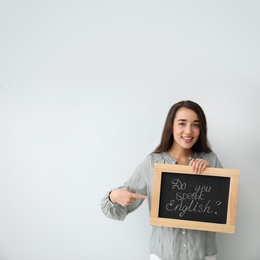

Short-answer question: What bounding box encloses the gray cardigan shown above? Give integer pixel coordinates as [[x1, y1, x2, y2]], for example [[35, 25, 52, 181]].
[[101, 151, 222, 260]]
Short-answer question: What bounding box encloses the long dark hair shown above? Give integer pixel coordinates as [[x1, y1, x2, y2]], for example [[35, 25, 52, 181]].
[[153, 100, 211, 153]]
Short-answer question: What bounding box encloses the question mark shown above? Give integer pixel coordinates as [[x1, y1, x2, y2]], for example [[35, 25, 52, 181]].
[[215, 201, 222, 214]]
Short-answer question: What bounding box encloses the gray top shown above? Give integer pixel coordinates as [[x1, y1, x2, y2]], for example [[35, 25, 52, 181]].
[[101, 151, 222, 260]]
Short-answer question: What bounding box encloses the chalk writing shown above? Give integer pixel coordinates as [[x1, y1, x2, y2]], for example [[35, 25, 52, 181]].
[[171, 179, 186, 190], [215, 201, 222, 214], [166, 179, 216, 217]]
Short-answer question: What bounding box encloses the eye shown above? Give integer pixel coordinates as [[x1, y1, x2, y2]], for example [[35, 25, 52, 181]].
[[193, 123, 200, 128]]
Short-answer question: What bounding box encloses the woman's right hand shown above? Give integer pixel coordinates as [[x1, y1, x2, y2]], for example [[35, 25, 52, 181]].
[[109, 189, 147, 207]]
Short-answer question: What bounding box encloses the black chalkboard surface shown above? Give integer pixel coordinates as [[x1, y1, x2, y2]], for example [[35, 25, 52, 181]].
[[159, 172, 230, 224], [150, 163, 240, 233]]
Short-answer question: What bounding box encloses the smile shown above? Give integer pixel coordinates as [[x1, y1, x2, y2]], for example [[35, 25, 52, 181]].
[[182, 137, 193, 142]]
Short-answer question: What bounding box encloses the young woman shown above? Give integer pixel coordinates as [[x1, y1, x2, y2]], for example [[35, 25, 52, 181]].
[[101, 100, 222, 260]]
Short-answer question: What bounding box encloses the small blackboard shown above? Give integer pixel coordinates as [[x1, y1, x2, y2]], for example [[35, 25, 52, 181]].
[[150, 164, 240, 233], [159, 172, 230, 224]]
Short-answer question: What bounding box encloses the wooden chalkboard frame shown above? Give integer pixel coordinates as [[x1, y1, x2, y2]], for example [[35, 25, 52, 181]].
[[150, 163, 240, 233]]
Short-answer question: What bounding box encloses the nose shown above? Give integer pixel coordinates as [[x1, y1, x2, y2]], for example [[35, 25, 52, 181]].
[[184, 125, 192, 134]]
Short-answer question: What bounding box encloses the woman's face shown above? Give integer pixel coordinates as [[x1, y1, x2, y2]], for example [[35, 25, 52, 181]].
[[172, 107, 200, 150]]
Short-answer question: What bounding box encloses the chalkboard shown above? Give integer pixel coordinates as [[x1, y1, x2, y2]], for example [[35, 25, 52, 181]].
[[159, 172, 230, 224], [150, 164, 240, 233]]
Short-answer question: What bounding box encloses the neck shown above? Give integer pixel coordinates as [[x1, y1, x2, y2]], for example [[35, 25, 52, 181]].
[[168, 146, 193, 165]]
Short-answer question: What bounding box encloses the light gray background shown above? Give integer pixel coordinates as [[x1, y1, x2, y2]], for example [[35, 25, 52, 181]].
[[0, 1, 259, 260]]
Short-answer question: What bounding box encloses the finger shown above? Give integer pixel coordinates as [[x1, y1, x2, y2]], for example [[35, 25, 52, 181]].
[[194, 164, 201, 174], [132, 193, 147, 200], [191, 159, 199, 173], [201, 162, 209, 172], [197, 161, 205, 174], [190, 159, 206, 173], [190, 159, 201, 170], [197, 160, 210, 174], [192, 159, 203, 174], [190, 159, 197, 173], [197, 162, 204, 174], [189, 158, 195, 166]]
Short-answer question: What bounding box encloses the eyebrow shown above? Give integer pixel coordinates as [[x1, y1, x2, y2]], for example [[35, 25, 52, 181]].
[[177, 119, 200, 122]]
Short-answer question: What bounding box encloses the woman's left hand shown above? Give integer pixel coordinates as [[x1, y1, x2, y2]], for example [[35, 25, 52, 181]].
[[189, 158, 210, 174]]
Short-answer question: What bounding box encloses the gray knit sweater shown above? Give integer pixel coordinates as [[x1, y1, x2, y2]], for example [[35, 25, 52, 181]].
[[101, 151, 222, 260]]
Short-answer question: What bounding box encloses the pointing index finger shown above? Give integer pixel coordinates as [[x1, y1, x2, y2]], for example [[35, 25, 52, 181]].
[[132, 193, 147, 200]]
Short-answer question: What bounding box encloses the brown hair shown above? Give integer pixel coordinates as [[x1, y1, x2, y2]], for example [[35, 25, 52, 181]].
[[153, 100, 211, 153]]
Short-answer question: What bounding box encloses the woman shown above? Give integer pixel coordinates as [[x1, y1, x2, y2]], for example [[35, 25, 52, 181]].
[[101, 100, 222, 260]]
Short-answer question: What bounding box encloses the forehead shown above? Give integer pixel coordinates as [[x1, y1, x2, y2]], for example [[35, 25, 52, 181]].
[[174, 107, 199, 120]]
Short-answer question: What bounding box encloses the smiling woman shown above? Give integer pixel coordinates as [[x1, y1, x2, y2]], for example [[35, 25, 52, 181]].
[[168, 107, 201, 164], [101, 100, 223, 260]]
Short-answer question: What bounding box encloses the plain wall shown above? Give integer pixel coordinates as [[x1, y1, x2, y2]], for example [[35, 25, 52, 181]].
[[0, 1, 260, 259]]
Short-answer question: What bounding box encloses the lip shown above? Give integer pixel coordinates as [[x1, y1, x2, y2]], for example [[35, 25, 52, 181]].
[[182, 136, 193, 142]]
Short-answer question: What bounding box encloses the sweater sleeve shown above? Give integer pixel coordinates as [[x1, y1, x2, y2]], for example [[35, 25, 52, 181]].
[[100, 189, 129, 221], [100, 155, 151, 221], [203, 151, 222, 256]]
